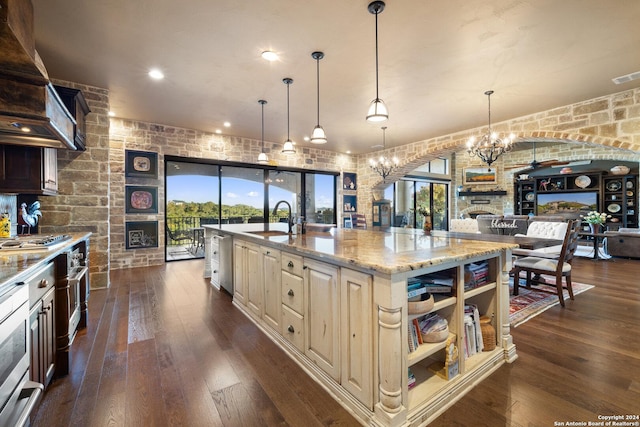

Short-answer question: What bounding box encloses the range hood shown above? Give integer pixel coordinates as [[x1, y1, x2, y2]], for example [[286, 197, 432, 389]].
[[0, 0, 77, 150]]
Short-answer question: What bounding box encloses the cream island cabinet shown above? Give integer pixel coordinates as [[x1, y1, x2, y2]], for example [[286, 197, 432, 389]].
[[203, 225, 518, 427]]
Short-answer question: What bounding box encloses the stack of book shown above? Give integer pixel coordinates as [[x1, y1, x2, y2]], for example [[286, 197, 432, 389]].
[[464, 262, 488, 290], [408, 368, 416, 390], [408, 272, 454, 297], [408, 318, 423, 352], [463, 304, 484, 358]]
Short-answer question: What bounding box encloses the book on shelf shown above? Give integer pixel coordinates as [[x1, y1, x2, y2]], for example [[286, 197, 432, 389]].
[[464, 261, 489, 289], [407, 283, 428, 299], [413, 318, 423, 345], [463, 305, 484, 357], [408, 368, 416, 389]]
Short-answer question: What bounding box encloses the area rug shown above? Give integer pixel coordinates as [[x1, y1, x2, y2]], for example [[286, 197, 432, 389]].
[[509, 277, 594, 327]]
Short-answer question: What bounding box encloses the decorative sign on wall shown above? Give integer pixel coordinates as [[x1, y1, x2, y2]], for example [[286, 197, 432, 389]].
[[125, 150, 158, 179], [125, 221, 158, 249]]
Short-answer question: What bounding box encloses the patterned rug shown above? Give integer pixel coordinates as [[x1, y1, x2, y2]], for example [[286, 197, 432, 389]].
[[509, 277, 594, 327]]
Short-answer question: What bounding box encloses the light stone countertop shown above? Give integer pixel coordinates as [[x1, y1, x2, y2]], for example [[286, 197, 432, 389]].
[[0, 232, 91, 295], [205, 225, 517, 276]]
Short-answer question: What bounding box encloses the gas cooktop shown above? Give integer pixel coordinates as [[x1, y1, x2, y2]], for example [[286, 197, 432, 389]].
[[0, 234, 72, 251]]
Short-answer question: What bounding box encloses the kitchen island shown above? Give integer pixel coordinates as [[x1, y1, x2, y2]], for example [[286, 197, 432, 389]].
[[203, 225, 517, 426]]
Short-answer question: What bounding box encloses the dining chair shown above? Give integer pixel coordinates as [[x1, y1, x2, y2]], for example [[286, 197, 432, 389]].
[[511, 219, 580, 307], [350, 213, 367, 229]]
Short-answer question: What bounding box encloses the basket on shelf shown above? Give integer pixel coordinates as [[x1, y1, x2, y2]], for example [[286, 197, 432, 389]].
[[480, 315, 496, 351]]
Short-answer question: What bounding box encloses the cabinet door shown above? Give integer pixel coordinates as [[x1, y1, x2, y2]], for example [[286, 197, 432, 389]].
[[245, 243, 262, 318], [43, 147, 58, 193], [42, 287, 56, 387], [29, 303, 42, 385], [262, 247, 281, 331], [0, 145, 58, 195], [305, 259, 340, 381], [233, 241, 247, 305], [340, 268, 373, 409]]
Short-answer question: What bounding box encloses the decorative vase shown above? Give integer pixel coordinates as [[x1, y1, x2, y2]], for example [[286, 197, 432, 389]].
[[589, 223, 602, 234], [423, 218, 432, 235], [480, 316, 496, 351]]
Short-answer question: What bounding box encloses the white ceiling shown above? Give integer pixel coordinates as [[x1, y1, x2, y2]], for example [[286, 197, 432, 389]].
[[32, 0, 640, 155]]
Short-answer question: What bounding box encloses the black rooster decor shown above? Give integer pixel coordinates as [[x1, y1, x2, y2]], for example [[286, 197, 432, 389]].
[[19, 201, 42, 235]]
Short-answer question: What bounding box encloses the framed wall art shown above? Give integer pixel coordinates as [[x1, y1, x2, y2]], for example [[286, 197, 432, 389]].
[[125, 185, 158, 214], [463, 167, 497, 185], [125, 221, 158, 249], [125, 150, 158, 179]]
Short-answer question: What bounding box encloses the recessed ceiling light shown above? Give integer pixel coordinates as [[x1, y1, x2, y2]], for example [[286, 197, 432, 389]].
[[223, 121, 231, 127], [261, 51, 278, 61], [108, 111, 116, 117], [148, 68, 164, 80], [215, 129, 222, 134], [303, 136, 310, 142], [346, 150, 351, 154]]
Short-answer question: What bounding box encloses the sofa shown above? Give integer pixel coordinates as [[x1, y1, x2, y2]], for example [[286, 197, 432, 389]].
[[604, 228, 640, 259], [450, 218, 480, 233]]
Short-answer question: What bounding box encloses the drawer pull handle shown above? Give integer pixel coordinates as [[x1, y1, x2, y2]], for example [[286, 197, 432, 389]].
[[266, 251, 270, 255], [213, 251, 217, 255], [38, 279, 48, 288], [287, 289, 294, 296], [288, 261, 294, 268], [287, 325, 295, 333], [213, 270, 218, 274]]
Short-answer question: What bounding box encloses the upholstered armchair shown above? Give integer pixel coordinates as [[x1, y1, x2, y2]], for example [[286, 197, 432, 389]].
[[450, 218, 480, 233]]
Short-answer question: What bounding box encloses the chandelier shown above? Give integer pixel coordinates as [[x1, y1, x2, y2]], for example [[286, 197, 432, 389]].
[[369, 126, 398, 180], [466, 90, 515, 171]]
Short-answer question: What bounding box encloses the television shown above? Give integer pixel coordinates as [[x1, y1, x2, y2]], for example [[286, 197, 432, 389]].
[[536, 192, 598, 220]]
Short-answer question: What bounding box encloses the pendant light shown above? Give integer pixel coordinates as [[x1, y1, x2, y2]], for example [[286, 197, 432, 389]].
[[466, 90, 515, 171], [282, 77, 296, 154], [366, 1, 389, 122], [257, 99, 269, 164], [310, 51, 327, 144]]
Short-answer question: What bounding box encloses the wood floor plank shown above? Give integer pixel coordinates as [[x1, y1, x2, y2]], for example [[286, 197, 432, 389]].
[[31, 257, 640, 426]]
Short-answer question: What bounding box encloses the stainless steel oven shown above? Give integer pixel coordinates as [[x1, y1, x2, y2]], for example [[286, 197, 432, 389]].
[[0, 283, 43, 427]]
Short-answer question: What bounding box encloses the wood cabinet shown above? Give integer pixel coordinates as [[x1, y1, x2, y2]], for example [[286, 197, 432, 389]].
[[0, 144, 57, 195], [28, 262, 57, 390], [233, 239, 261, 313], [304, 259, 340, 381], [232, 240, 248, 305], [340, 268, 373, 409], [514, 170, 639, 229], [262, 246, 281, 331], [54, 86, 90, 151]]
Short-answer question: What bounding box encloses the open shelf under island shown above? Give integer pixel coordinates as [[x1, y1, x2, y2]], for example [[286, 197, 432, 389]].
[[203, 224, 518, 427]]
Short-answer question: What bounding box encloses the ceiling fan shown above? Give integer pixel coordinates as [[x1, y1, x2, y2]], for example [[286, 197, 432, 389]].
[[505, 141, 569, 170]]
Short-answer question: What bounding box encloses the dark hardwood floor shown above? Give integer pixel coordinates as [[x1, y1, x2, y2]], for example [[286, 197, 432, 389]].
[[32, 256, 640, 427]]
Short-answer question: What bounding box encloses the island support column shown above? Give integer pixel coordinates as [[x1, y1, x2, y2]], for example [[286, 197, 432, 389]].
[[500, 248, 517, 362], [374, 277, 407, 427]]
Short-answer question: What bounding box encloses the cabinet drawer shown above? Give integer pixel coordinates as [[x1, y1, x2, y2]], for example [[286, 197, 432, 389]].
[[281, 305, 304, 352], [281, 252, 304, 277], [210, 236, 221, 261], [281, 270, 304, 314], [27, 262, 55, 308], [210, 260, 220, 285]]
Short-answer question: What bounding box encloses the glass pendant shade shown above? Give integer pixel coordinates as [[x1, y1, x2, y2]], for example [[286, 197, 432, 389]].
[[282, 139, 295, 154], [257, 151, 269, 164], [310, 125, 327, 144], [366, 98, 389, 122]]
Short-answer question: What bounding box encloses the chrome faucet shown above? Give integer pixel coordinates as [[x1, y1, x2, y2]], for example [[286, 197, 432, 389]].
[[272, 200, 294, 234]]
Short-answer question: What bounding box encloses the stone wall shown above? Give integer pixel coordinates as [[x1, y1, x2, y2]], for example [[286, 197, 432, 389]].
[[39, 81, 111, 289], [355, 88, 640, 221], [28, 82, 639, 288], [108, 119, 357, 271]]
